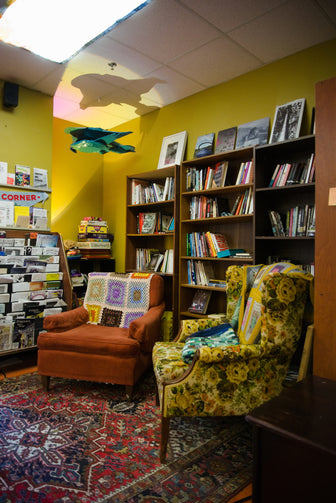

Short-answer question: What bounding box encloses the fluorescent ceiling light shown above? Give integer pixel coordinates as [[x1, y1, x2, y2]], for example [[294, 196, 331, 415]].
[[0, 0, 148, 63]]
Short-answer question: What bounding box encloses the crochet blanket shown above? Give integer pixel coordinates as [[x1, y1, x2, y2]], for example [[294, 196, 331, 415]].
[[83, 272, 153, 328]]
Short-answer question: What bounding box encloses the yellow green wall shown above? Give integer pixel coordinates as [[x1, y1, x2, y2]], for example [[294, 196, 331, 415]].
[[0, 83, 53, 222], [103, 39, 336, 271], [51, 39, 336, 269], [51, 118, 104, 242]]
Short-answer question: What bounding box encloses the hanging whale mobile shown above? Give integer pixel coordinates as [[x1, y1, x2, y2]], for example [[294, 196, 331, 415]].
[[65, 127, 135, 154]]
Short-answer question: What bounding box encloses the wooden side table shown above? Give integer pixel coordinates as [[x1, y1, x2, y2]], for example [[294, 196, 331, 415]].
[[246, 375, 336, 503]]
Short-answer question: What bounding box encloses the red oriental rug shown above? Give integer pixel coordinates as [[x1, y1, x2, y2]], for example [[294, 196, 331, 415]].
[[0, 371, 252, 502]]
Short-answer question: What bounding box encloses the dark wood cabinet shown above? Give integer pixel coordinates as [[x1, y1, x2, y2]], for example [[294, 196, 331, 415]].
[[246, 376, 336, 503]]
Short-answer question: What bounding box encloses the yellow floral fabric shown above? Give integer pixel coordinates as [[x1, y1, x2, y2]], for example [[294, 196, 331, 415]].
[[152, 267, 312, 418]]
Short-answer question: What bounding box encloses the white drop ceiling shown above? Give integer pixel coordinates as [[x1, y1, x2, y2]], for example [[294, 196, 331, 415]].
[[0, 0, 335, 129]]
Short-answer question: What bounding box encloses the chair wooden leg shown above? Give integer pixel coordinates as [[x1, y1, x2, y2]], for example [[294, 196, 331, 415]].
[[155, 386, 160, 406], [41, 375, 50, 391], [125, 385, 133, 399], [160, 416, 170, 463]]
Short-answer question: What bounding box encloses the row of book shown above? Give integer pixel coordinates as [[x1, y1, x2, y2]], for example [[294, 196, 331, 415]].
[[187, 259, 214, 286], [135, 248, 174, 274], [189, 196, 230, 220], [235, 160, 253, 185], [185, 161, 229, 191], [0, 162, 49, 189], [231, 187, 253, 215], [269, 205, 315, 237], [131, 177, 175, 204], [185, 159, 253, 192], [137, 211, 174, 234], [186, 231, 230, 258], [268, 154, 315, 187], [186, 259, 229, 288], [137, 212, 174, 234]]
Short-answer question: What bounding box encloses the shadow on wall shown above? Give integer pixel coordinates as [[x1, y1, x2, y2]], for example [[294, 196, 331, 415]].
[[71, 73, 166, 116]]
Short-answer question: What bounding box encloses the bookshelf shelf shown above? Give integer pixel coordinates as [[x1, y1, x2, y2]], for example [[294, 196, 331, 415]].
[[0, 183, 52, 193], [181, 214, 253, 224]]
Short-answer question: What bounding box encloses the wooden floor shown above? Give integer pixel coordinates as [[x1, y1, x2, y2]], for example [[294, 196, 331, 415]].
[[0, 352, 253, 503]]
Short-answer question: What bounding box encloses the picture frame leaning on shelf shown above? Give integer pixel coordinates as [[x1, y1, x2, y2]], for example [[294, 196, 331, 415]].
[[269, 98, 305, 143], [157, 130, 188, 169]]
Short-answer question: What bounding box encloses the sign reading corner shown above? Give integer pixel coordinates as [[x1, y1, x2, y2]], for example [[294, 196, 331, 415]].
[[0, 190, 49, 206]]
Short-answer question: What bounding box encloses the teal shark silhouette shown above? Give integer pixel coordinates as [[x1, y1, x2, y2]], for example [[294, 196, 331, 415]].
[[65, 127, 135, 154]]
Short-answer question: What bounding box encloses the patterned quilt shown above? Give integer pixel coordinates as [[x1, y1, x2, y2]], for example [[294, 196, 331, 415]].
[[83, 272, 153, 328]]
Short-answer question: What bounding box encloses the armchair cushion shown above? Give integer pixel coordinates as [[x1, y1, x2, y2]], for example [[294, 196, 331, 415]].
[[38, 324, 138, 357], [182, 323, 239, 364]]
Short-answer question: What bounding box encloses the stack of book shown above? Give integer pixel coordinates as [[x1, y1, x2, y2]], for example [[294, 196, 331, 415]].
[[77, 217, 114, 259]]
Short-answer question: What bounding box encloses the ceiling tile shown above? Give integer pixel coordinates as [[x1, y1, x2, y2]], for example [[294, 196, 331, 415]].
[[108, 0, 220, 63], [169, 36, 262, 87], [53, 95, 81, 119], [85, 37, 162, 76], [62, 105, 139, 129], [317, 0, 336, 24], [229, 0, 336, 63], [141, 65, 205, 106], [32, 66, 66, 96], [180, 0, 287, 32], [0, 42, 60, 92]]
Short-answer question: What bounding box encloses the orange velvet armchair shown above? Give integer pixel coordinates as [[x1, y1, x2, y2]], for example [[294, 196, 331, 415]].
[[38, 272, 165, 396]]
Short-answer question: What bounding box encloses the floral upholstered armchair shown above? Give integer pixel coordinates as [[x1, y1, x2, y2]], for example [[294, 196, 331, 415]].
[[152, 263, 313, 462]]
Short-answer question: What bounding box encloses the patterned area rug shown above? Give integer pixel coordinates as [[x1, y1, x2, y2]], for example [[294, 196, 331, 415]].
[[0, 371, 252, 502]]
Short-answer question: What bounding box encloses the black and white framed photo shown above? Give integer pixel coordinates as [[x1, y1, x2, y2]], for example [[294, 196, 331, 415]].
[[235, 118, 270, 149], [157, 131, 188, 169], [269, 98, 305, 143]]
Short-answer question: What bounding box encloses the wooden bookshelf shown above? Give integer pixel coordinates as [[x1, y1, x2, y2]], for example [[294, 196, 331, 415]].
[[125, 165, 180, 334], [254, 135, 315, 270], [179, 147, 254, 320]]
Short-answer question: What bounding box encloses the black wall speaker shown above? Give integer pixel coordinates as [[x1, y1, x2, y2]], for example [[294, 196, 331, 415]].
[[3, 81, 19, 108]]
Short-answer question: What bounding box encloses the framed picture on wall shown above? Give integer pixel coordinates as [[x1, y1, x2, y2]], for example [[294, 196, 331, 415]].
[[157, 131, 188, 169], [269, 98, 305, 143]]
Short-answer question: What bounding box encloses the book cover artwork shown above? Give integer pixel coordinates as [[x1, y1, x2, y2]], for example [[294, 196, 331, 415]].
[[194, 133, 215, 158], [236, 118, 270, 149], [15, 165, 31, 186], [215, 127, 237, 153]]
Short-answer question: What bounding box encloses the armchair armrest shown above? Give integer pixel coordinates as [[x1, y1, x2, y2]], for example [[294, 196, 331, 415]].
[[175, 317, 227, 343], [197, 343, 264, 363], [43, 306, 89, 332], [128, 301, 165, 352]]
